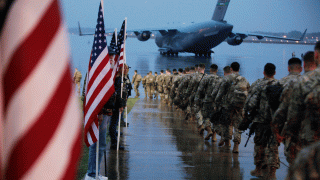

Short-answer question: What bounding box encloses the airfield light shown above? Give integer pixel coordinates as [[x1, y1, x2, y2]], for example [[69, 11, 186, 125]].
[[296, 41, 299, 43], [283, 35, 287, 38]]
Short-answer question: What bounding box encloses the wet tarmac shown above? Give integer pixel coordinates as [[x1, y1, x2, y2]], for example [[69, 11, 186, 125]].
[[99, 98, 289, 180]]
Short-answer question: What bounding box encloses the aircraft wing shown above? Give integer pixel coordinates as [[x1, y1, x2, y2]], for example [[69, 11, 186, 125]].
[[234, 29, 307, 41]]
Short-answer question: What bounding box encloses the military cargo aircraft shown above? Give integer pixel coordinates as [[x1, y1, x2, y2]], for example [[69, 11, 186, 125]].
[[79, 0, 306, 57]]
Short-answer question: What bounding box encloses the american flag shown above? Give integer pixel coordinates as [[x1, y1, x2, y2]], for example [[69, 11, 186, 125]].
[[84, 2, 115, 147], [0, 0, 81, 179], [116, 19, 127, 68]]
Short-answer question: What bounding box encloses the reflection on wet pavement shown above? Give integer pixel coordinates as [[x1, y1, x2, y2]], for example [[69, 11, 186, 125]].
[[102, 98, 288, 180]]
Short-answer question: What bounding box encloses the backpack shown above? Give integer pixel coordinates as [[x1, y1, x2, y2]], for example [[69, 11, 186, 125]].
[[227, 75, 249, 109], [304, 81, 320, 131], [266, 82, 283, 111], [136, 74, 142, 82]]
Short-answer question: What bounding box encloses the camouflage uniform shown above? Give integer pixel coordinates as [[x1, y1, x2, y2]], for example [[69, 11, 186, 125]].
[[194, 74, 221, 130], [156, 74, 165, 100], [241, 77, 279, 169], [286, 141, 320, 180], [175, 73, 194, 110], [210, 77, 224, 135], [145, 74, 155, 99], [132, 73, 142, 97], [142, 75, 147, 97], [154, 74, 158, 98], [170, 74, 183, 101], [283, 67, 320, 165], [163, 74, 173, 104], [185, 73, 206, 119], [215, 72, 250, 144], [272, 72, 301, 165], [73, 69, 82, 96]]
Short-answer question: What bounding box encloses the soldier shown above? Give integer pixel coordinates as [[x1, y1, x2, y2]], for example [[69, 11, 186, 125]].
[[195, 64, 199, 73], [279, 42, 320, 167], [142, 75, 147, 97], [286, 141, 320, 180], [185, 64, 207, 133], [154, 72, 158, 98], [302, 51, 317, 74], [145, 71, 155, 99], [272, 58, 302, 166], [163, 69, 173, 104], [156, 70, 165, 100], [73, 68, 82, 96], [279, 57, 302, 87], [132, 70, 142, 98], [239, 63, 279, 179], [194, 64, 221, 141], [215, 62, 250, 152], [170, 68, 184, 102], [212, 66, 231, 144], [176, 67, 195, 114]]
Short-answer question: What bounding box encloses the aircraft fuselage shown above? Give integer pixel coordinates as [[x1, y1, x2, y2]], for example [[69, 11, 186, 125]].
[[155, 20, 233, 53]]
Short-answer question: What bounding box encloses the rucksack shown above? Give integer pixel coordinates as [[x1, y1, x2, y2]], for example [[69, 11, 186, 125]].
[[136, 74, 142, 82], [266, 82, 283, 111], [227, 75, 249, 109], [304, 82, 320, 131]]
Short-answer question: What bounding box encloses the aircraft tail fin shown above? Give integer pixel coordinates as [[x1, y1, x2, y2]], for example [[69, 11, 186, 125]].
[[211, 0, 231, 21], [78, 22, 83, 36], [300, 29, 307, 41]]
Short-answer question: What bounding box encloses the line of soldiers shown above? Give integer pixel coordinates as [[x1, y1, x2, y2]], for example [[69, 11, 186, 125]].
[[147, 41, 320, 180]]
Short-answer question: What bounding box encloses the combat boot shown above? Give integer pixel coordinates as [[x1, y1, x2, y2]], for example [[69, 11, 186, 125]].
[[267, 166, 277, 180], [250, 164, 263, 177], [232, 142, 239, 153], [198, 125, 204, 136], [218, 138, 224, 146], [204, 127, 213, 140], [212, 130, 217, 142], [223, 140, 231, 149]]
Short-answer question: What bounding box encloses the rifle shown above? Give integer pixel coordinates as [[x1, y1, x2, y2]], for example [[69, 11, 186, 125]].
[[245, 123, 257, 147]]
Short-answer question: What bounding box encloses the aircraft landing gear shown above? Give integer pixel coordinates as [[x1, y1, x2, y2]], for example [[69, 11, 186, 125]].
[[194, 51, 212, 57]]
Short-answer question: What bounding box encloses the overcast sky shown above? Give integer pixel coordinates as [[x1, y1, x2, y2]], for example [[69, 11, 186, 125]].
[[61, 0, 320, 33]]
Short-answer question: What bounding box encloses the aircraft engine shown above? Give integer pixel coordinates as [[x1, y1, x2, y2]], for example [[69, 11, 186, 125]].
[[227, 35, 243, 46], [136, 31, 152, 41]]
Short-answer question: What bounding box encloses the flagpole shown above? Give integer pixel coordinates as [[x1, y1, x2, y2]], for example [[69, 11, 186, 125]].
[[117, 18, 127, 151], [124, 17, 128, 128], [95, 119, 100, 180], [96, 1, 104, 178]]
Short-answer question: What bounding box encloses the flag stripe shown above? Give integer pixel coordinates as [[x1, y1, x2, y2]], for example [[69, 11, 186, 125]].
[[87, 49, 109, 87], [3, 0, 61, 113], [21, 91, 81, 180], [4, 67, 72, 179], [84, 76, 114, 128], [1, 0, 54, 72], [3, 26, 69, 165], [84, 62, 112, 117], [86, 54, 110, 104], [61, 131, 82, 180]]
